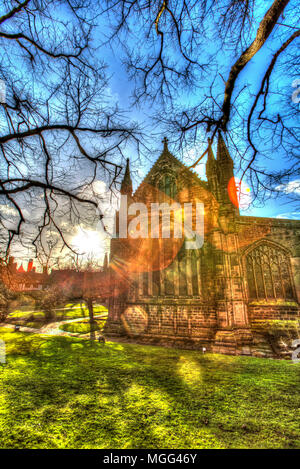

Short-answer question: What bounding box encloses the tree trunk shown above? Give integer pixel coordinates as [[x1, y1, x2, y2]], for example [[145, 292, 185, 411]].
[[86, 297, 96, 341]]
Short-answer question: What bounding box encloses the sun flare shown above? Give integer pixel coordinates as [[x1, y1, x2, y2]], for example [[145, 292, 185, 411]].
[[71, 228, 104, 257]]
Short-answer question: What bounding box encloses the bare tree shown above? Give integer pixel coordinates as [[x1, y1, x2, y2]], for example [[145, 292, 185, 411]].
[[0, 280, 19, 322], [50, 253, 108, 339], [0, 0, 142, 258], [102, 0, 300, 203], [0, 257, 21, 321], [34, 283, 64, 322]]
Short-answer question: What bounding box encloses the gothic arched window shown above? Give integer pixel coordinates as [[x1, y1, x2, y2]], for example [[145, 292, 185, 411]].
[[191, 250, 199, 296], [157, 174, 177, 199], [178, 246, 187, 296], [245, 243, 295, 301]]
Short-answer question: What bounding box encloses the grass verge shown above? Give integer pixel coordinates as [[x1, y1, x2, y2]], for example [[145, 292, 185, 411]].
[[59, 319, 105, 334], [0, 328, 299, 449], [7, 304, 108, 327]]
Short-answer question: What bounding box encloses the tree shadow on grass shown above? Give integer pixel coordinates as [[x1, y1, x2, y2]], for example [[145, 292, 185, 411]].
[[0, 333, 299, 449]]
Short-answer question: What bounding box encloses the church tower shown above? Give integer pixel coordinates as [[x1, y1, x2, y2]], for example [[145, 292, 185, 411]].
[[120, 158, 133, 197], [205, 132, 239, 216], [216, 131, 239, 217], [113, 157, 134, 239], [205, 137, 218, 198], [217, 132, 234, 182]]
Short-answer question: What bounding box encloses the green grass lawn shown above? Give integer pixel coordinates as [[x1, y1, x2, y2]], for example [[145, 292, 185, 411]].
[[55, 304, 108, 320], [8, 304, 108, 326], [59, 319, 106, 334], [0, 328, 299, 449], [9, 310, 45, 320]]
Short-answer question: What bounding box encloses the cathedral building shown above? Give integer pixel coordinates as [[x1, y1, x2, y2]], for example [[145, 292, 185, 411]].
[[104, 134, 300, 356]]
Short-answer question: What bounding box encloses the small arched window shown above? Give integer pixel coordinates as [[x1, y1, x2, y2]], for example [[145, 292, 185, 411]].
[[245, 242, 295, 301]]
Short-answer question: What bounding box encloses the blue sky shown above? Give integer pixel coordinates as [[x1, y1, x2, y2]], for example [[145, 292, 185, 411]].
[[92, 5, 299, 221], [2, 1, 299, 267]]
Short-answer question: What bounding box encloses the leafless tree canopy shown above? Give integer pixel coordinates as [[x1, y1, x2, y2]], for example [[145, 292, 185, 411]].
[[0, 1, 299, 262], [0, 0, 141, 259], [103, 0, 300, 202]]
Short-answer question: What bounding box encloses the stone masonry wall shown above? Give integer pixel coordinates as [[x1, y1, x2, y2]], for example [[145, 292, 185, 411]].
[[248, 304, 299, 322]]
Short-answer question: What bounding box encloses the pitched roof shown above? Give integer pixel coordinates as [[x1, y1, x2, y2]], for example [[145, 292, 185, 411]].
[[134, 138, 208, 197]]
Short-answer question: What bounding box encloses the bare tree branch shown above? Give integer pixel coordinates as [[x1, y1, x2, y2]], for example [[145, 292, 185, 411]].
[[221, 0, 290, 130]]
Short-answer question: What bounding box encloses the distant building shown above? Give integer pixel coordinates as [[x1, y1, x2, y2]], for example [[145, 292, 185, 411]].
[[2, 259, 107, 297], [4, 257, 48, 292]]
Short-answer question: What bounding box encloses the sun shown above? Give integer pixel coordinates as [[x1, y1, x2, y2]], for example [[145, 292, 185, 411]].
[[71, 228, 104, 257]]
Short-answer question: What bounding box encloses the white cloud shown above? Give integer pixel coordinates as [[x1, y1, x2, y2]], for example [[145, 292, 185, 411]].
[[0, 204, 18, 216], [275, 180, 300, 196], [79, 179, 108, 199], [103, 86, 119, 105], [275, 212, 299, 220], [137, 168, 146, 179]]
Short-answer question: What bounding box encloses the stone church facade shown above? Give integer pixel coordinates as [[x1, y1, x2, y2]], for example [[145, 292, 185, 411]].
[[104, 135, 300, 357]]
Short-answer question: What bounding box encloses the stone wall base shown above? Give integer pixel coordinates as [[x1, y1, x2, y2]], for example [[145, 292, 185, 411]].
[[212, 328, 253, 356], [103, 319, 125, 336], [104, 304, 299, 358], [105, 319, 258, 355]]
